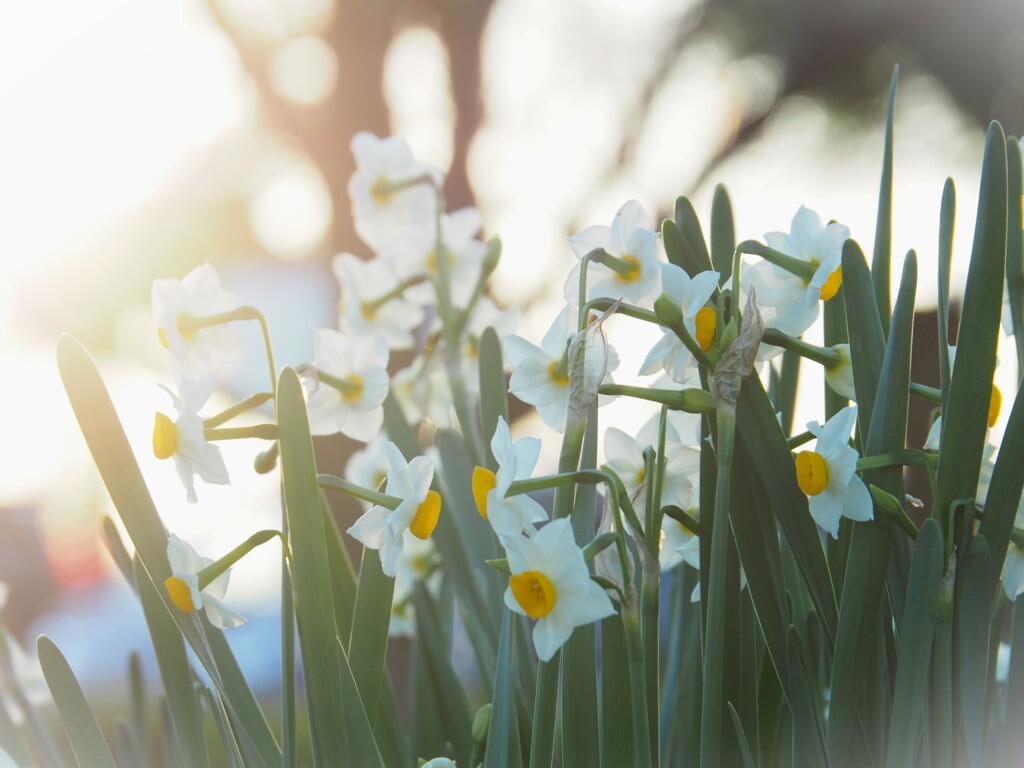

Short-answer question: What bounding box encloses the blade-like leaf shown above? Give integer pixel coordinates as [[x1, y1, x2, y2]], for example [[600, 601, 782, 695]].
[[829, 251, 916, 768], [937, 179, 956, 405], [1006, 137, 1024, 369], [479, 326, 509, 470], [841, 239, 886, 437], [278, 367, 381, 767], [711, 185, 735, 280], [957, 535, 993, 768], [727, 703, 756, 768], [978, 379, 1024, 581], [873, 65, 898, 335], [57, 336, 279, 768], [347, 549, 394, 719], [37, 636, 116, 768], [133, 560, 208, 768], [936, 123, 1008, 541], [885, 519, 943, 768], [484, 610, 523, 768], [675, 196, 713, 272], [414, 583, 474, 764]]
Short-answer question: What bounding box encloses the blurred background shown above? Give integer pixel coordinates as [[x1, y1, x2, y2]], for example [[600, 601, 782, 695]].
[[1, 0, 1022, 717]]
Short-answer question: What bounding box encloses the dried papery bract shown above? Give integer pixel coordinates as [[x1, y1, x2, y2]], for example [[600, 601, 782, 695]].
[[709, 290, 764, 411]]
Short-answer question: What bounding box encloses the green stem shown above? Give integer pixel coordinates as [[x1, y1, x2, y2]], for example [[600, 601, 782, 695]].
[[203, 393, 275, 428], [315, 369, 362, 397], [204, 424, 278, 441], [195, 530, 286, 591], [623, 601, 654, 768], [761, 329, 841, 367], [787, 430, 815, 450], [316, 473, 402, 509], [867, 485, 920, 540], [507, 469, 611, 496], [583, 297, 661, 326], [736, 240, 816, 281], [701, 406, 736, 768], [599, 384, 715, 413], [856, 449, 934, 471], [661, 505, 700, 535], [361, 274, 429, 314], [180, 306, 277, 397]]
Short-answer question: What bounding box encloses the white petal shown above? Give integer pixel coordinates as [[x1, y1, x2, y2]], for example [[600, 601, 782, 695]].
[[203, 595, 246, 630], [808, 493, 843, 538], [838, 475, 874, 523], [532, 613, 574, 662], [568, 225, 612, 260]]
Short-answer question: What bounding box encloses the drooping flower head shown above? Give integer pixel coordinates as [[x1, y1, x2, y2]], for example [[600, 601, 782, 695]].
[[565, 200, 663, 307], [640, 267, 721, 384], [152, 264, 245, 379], [502, 519, 616, 661], [164, 534, 245, 629], [472, 417, 548, 538], [795, 405, 873, 538], [347, 442, 440, 577], [305, 329, 390, 442], [153, 375, 229, 504], [745, 206, 849, 340]]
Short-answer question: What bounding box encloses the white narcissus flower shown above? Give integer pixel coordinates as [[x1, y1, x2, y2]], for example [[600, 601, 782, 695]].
[[565, 200, 663, 306], [391, 355, 453, 428], [333, 253, 425, 351], [659, 514, 700, 574], [348, 442, 441, 577], [472, 417, 548, 538], [603, 411, 701, 515], [503, 519, 616, 662], [795, 405, 873, 538], [420, 759, 457, 768], [348, 132, 443, 255], [505, 305, 619, 433], [640, 267, 720, 384], [153, 376, 229, 504], [306, 329, 390, 442], [745, 206, 849, 340], [164, 534, 245, 629], [824, 343, 856, 400], [152, 264, 245, 379]]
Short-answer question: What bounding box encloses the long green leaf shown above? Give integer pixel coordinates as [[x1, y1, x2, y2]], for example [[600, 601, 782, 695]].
[[735, 376, 839, 643], [829, 251, 916, 768], [277, 367, 382, 767], [956, 535, 993, 768], [840, 239, 886, 437], [978, 379, 1024, 581], [347, 549, 394, 719], [0, 689, 34, 768], [37, 636, 116, 768], [1006, 137, 1024, 369], [872, 65, 898, 335], [1003, 603, 1024, 762], [562, 407, 601, 768], [57, 336, 279, 768], [205, 689, 246, 768], [711, 185, 736, 280], [133, 560, 209, 768], [885, 518, 943, 768], [727, 702, 756, 768], [478, 326, 509, 470], [413, 583, 474, 764], [937, 179, 956, 405], [785, 627, 829, 767], [936, 122, 1008, 542], [663, 219, 702, 278], [484, 609, 523, 768], [675, 196, 713, 272]]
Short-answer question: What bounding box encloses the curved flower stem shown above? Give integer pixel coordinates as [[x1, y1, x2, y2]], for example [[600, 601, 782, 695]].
[[316, 473, 403, 509], [195, 529, 288, 591], [736, 239, 816, 281], [622, 596, 654, 768], [204, 424, 278, 441], [203, 393, 275, 428], [652, 294, 716, 370], [179, 306, 278, 397], [599, 384, 715, 413]]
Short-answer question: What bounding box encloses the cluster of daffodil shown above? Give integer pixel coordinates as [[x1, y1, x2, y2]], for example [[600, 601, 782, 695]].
[[36, 81, 1024, 768]]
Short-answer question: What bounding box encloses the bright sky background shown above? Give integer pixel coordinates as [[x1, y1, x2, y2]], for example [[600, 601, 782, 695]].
[[0, 0, 1018, 669]]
